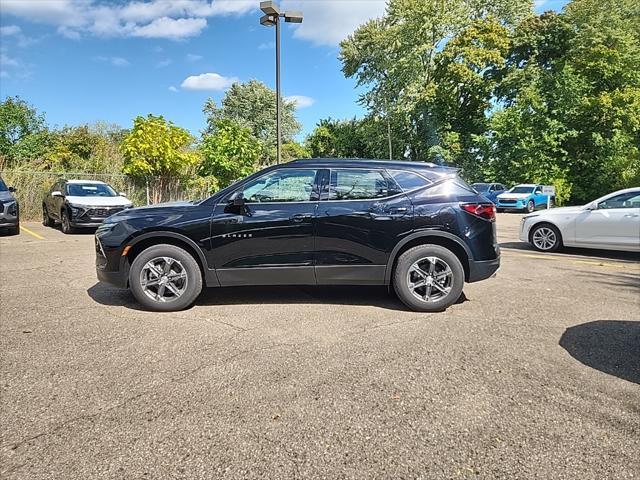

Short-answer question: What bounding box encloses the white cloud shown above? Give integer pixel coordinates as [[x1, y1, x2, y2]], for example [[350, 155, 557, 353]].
[[131, 17, 207, 39], [93, 56, 130, 67], [282, 0, 386, 46], [0, 0, 255, 41], [168, 85, 178, 92], [0, 25, 21, 36], [258, 41, 275, 50], [0, 53, 19, 67], [181, 72, 238, 91], [156, 58, 172, 68], [186, 53, 203, 62], [285, 95, 315, 109]]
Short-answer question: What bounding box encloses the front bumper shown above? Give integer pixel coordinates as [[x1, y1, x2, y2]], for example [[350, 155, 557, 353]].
[[71, 220, 105, 228], [95, 235, 129, 288], [97, 268, 128, 288], [497, 200, 525, 210]]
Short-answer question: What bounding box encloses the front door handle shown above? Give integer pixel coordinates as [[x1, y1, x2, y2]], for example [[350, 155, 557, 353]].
[[623, 214, 639, 218], [290, 213, 313, 222]]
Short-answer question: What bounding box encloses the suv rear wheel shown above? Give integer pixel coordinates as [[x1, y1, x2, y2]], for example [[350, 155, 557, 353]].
[[393, 245, 464, 312], [129, 244, 202, 312]]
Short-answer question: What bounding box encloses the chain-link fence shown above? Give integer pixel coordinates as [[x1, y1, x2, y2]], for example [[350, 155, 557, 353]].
[[0, 170, 217, 220]]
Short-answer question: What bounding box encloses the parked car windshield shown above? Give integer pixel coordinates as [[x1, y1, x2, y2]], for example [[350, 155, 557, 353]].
[[472, 183, 491, 192], [509, 186, 534, 194], [0, 178, 7, 191], [66, 183, 118, 197]]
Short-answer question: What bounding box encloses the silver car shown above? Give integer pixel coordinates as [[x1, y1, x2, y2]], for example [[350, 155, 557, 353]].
[[0, 177, 19, 235]]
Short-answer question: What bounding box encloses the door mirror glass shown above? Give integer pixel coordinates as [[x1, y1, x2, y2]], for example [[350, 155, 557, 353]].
[[119, 192, 127, 197], [230, 192, 246, 206], [51, 190, 63, 197], [8, 186, 16, 193]]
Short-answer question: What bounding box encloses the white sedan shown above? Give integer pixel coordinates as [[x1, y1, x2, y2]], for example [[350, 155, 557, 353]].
[[519, 187, 640, 252]]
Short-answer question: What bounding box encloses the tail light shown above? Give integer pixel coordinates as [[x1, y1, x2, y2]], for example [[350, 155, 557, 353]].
[[460, 203, 496, 221]]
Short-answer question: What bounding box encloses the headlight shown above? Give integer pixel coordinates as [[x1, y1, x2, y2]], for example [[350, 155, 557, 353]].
[[6, 201, 17, 216], [95, 222, 117, 237]]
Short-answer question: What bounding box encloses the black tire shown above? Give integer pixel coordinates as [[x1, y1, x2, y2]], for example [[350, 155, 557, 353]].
[[526, 200, 535, 213], [129, 244, 203, 312], [60, 209, 75, 234], [393, 244, 465, 312], [42, 205, 54, 227], [7, 224, 20, 236], [529, 223, 562, 252]]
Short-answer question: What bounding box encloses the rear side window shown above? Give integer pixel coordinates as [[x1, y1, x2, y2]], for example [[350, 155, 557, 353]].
[[329, 169, 394, 201], [388, 170, 431, 192]]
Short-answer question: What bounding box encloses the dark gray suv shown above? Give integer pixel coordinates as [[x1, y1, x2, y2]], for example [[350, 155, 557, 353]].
[[0, 177, 19, 236]]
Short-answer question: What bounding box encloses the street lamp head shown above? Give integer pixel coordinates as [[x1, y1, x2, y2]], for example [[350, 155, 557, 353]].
[[284, 11, 303, 23], [260, 14, 277, 27], [260, 1, 280, 16]]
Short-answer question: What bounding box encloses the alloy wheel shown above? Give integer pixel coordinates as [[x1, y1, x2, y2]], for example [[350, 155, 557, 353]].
[[139, 256, 188, 303], [406, 256, 453, 303], [532, 227, 557, 251]]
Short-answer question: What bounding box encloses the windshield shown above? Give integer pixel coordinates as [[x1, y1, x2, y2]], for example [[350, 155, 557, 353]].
[[66, 183, 117, 197], [0, 178, 7, 191], [472, 183, 491, 192], [509, 186, 534, 194]]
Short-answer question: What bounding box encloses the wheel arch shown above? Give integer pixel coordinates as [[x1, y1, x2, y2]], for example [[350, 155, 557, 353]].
[[126, 231, 212, 285], [385, 231, 472, 284]]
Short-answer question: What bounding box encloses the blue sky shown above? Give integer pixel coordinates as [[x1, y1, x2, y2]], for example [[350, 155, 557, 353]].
[[0, 0, 569, 140]]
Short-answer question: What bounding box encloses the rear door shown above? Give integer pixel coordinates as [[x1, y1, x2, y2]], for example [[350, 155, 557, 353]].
[[210, 168, 320, 285], [314, 168, 413, 285]]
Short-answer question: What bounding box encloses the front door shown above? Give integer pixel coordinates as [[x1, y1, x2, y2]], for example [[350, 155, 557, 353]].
[[574, 191, 640, 249], [315, 168, 413, 284], [210, 168, 320, 286]]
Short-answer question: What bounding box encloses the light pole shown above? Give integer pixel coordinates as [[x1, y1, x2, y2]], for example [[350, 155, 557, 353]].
[[260, 1, 303, 164]]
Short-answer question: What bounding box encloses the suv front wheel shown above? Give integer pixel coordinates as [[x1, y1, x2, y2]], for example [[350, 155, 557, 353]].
[[129, 244, 203, 312], [393, 245, 465, 312]]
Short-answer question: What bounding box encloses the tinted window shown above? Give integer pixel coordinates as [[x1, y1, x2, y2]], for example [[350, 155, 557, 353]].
[[471, 183, 490, 192], [0, 178, 7, 191], [390, 170, 431, 191], [497, 184, 506, 191], [598, 192, 640, 209], [66, 183, 117, 197], [241, 169, 317, 203], [329, 169, 393, 201]]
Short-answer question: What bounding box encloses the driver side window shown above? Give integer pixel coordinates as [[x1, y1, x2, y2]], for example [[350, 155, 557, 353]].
[[598, 192, 640, 209], [240, 169, 318, 203]]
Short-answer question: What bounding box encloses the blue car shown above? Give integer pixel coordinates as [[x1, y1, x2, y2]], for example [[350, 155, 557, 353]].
[[496, 184, 552, 213], [471, 182, 507, 203]]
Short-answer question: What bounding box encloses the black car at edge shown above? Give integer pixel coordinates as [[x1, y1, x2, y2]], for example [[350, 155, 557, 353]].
[[95, 159, 500, 312]]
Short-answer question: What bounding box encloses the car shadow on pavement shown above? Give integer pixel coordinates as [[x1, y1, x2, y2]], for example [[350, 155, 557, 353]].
[[499, 241, 640, 262], [87, 283, 469, 312], [559, 320, 640, 385]]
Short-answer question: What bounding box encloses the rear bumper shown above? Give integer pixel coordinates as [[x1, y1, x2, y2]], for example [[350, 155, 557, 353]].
[[467, 256, 500, 282]]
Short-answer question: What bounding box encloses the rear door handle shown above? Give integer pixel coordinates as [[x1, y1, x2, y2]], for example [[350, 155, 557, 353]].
[[290, 213, 313, 222], [388, 207, 408, 214]]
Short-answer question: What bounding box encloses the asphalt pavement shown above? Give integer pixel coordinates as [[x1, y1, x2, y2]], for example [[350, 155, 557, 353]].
[[0, 214, 638, 479]]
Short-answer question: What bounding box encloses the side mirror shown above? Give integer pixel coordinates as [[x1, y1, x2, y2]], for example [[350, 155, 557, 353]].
[[51, 190, 63, 198], [119, 192, 127, 197], [8, 186, 16, 193], [228, 192, 246, 207], [584, 202, 597, 210]]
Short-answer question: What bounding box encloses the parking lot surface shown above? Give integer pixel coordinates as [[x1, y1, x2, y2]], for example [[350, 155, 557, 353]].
[[1, 214, 639, 479]]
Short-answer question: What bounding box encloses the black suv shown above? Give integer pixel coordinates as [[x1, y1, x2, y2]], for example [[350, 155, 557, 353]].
[[95, 159, 499, 312]]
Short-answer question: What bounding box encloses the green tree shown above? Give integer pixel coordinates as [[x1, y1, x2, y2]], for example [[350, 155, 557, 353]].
[[340, 0, 532, 161], [198, 119, 261, 189], [121, 114, 198, 203], [489, 0, 640, 203], [203, 80, 301, 164], [0, 96, 49, 165]]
